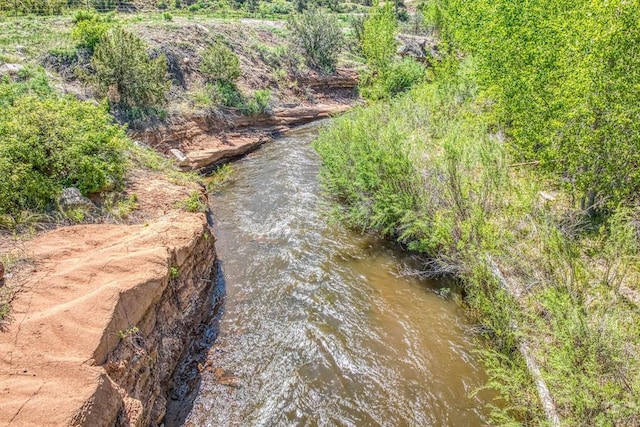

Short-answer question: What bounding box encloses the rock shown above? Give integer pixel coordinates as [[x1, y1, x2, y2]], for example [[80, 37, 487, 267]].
[[169, 148, 189, 167], [396, 35, 441, 62], [0, 261, 4, 282], [217, 376, 241, 388], [0, 63, 24, 79], [57, 187, 95, 210]]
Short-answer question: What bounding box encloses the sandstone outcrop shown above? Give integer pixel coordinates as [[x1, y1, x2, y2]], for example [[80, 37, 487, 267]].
[[0, 205, 216, 426]]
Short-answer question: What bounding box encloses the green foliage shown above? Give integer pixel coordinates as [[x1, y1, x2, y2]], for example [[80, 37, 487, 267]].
[[103, 193, 138, 220], [244, 89, 271, 115], [361, 0, 397, 72], [316, 52, 640, 425], [438, 0, 640, 212], [71, 14, 111, 51], [360, 57, 424, 100], [118, 325, 139, 339], [179, 191, 207, 212], [0, 67, 52, 107], [0, 95, 129, 216], [162, 11, 173, 20], [206, 163, 233, 192], [315, 58, 505, 258], [13, 0, 65, 14], [200, 42, 240, 83], [287, 8, 344, 73], [357, 0, 424, 99], [91, 27, 169, 116], [72, 9, 97, 23], [208, 81, 244, 108]]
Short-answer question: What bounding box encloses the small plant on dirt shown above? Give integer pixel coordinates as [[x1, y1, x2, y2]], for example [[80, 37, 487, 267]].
[[118, 325, 139, 339], [287, 8, 344, 73], [170, 266, 179, 278], [62, 208, 88, 224], [200, 42, 241, 84], [243, 89, 271, 115], [103, 193, 138, 220], [179, 191, 207, 213], [162, 11, 173, 21], [206, 163, 233, 192], [91, 27, 169, 118]]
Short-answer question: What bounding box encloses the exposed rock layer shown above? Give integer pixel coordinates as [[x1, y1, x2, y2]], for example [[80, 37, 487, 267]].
[[0, 211, 216, 426], [133, 69, 359, 171]]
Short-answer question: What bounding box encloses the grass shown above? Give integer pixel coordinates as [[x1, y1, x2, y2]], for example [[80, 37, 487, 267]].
[[0, 17, 73, 63], [314, 57, 640, 425]]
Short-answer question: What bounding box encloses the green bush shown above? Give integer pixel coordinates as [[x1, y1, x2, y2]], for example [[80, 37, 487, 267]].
[[361, 57, 425, 100], [200, 42, 241, 83], [208, 81, 244, 108], [439, 0, 640, 212], [362, 0, 397, 72], [14, 0, 65, 14], [287, 9, 344, 72], [72, 17, 111, 51], [72, 9, 97, 23], [91, 27, 169, 116], [0, 67, 52, 107], [244, 89, 271, 115], [0, 96, 129, 215]]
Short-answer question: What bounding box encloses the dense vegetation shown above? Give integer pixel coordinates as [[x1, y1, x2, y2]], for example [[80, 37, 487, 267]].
[[436, 0, 640, 214], [0, 70, 129, 217], [315, 1, 640, 425]]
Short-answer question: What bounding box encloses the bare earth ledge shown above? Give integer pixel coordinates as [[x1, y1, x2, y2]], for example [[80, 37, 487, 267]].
[[134, 103, 354, 171], [0, 211, 216, 426]]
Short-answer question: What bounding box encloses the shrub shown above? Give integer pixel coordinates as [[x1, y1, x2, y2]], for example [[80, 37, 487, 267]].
[[162, 11, 173, 20], [287, 9, 344, 72], [14, 0, 65, 14], [91, 27, 169, 116], [72, 17, 111, 51], [361, 57, 425, 100], [208, 81, 244, 108], [362, 0, 397, 72], [244, 89, 271, 115], [200, 42, 241, 83], [72, 9, 97, 23], [0, 96, 129, 215], [0, 67, 52, 107]]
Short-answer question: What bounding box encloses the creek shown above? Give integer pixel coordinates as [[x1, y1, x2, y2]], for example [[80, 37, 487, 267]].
[[182, 124, 493, 426]]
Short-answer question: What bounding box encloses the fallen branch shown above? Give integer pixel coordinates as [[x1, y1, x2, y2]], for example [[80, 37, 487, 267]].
[[488, 257, 562, 427]]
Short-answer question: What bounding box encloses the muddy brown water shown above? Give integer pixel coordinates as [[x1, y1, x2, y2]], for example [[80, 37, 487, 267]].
[[183, 124, 494, 426]]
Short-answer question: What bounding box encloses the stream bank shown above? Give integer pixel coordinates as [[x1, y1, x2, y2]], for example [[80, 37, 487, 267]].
[[173, 124, 494, 425], [0, 99, 354, 426]]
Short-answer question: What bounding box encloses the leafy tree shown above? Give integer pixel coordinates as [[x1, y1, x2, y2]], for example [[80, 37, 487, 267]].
[[361, 0, 397, 72], [438, 0, 640, 213]]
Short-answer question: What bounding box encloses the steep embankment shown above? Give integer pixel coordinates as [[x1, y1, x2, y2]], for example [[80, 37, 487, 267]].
[[134, 70, 358, 171], [0, 173, 217, 426]]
